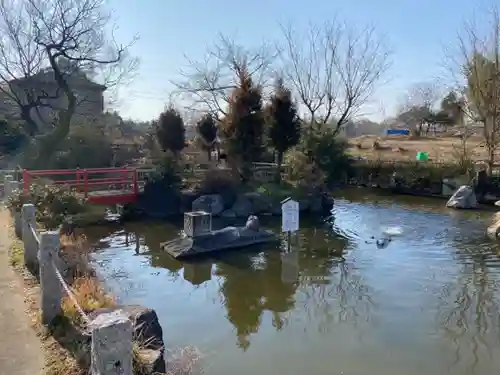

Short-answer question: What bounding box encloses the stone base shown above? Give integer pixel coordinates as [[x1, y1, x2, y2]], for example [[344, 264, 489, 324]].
[[161, 226, 279, 259]]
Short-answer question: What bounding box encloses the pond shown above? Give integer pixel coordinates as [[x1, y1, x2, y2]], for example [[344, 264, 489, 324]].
[[85, 189, 500, 375]]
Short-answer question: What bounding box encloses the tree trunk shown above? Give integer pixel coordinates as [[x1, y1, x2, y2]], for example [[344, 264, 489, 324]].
[[275, 151, 283, 183]]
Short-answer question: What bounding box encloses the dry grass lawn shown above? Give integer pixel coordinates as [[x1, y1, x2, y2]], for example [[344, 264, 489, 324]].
[[347, 134, 493, 163]]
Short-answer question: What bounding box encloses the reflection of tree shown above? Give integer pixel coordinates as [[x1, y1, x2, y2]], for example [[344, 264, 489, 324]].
[[299, 260, 377, 335], [215, 250, 297, 350], [437, 238, 500, 373], [137, 222, 185, 275]]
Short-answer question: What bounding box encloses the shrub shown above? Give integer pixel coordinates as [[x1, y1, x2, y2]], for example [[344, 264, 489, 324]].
[[299, 129, 354, 186], [61, 276, 115, 327], [284, 147, 326, 189], [6, 184, 87, 229], [147, 151, 183, 191], [193, 169, 240, 206]]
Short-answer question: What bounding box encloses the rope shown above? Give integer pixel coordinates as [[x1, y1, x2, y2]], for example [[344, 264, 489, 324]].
[[50, 258, 91, 328], [29, 223, 40, 245]]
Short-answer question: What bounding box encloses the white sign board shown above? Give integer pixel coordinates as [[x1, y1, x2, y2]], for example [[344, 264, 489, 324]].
[[281, 198, 299, 233]]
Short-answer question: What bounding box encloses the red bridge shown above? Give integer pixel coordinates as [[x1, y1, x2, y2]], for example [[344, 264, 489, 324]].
[[23, 167, 151, 206]]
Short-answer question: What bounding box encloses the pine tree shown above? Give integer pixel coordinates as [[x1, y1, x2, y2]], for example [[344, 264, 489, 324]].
[[155, 107, 186, 158], [265, 79, 301, 181], [220, 72, 264, 182]]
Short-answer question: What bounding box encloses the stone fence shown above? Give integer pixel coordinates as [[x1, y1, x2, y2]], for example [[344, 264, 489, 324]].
[[19, 203, 134, 375], [4, 171, 136, 375]]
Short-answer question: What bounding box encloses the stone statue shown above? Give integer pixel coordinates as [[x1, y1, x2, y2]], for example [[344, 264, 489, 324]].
[[245, 215, 260, 231]]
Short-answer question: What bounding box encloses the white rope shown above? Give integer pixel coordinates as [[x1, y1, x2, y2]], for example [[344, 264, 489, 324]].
[[29, 223, 40, 245], [50, 258, 91, 328]]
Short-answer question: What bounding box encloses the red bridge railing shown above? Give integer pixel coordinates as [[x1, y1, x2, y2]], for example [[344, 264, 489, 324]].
[[23, 167, 139, 204]]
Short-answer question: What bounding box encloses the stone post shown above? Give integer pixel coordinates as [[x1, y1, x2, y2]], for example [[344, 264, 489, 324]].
[[90, 310, 133, 375], [39, 231, 62, 325], [4, 174, 13, 198], [21, 204, 37, 267]]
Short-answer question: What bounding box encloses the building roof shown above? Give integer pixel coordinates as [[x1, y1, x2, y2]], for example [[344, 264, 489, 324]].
[[11, 68, 106, 91]]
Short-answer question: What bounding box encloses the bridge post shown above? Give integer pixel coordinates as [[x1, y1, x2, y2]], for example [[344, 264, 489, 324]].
[[132, 169, 138, 195], [76, 168, 81, 192], [83, 169, 88, 197], [23, 169, 30, 195]]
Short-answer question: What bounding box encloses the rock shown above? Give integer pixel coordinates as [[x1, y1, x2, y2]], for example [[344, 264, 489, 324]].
[[88, 305, 165, 353], [231, 195, 254, 217], [122, 305, 165, 351], [161, 224, 279, 259], [446, 185, 478, 209], [270, 203, 282, 215], [487, 224, 500, 239], [192, 194, 225, 216], [134, 348, 166, 374], [221, 209, 236, 218], [487, 212, 500, 240], [243, 192, 273, 213]]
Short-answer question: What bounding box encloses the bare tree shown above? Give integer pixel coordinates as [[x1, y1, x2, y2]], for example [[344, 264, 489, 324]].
[[279, 19, 391, 135], [452, 6, 500, 175], [397, 81, 441, 136], [172, 34, 277, 120], [0, 0, 138, 162]]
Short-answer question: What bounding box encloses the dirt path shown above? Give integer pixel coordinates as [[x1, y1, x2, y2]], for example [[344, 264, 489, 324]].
[[0, 210, 44, 375]]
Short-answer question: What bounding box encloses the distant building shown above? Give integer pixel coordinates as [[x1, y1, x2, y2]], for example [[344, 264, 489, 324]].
[[0, 66, 106, 131]]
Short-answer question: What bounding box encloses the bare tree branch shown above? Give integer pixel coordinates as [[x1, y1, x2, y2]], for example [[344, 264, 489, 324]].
[[172, 34, 278, 120], [0, 0, 138, 163], [448, 5, 500, 174], [279, 19, 392, 135]]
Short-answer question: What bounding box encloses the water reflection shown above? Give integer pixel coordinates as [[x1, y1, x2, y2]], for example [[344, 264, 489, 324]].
[[86, 190, 500, 375]]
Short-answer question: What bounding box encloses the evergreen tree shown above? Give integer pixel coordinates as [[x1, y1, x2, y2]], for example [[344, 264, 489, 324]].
[[220, 72, 264, 182], [265, 79, 301, 181], [196, 114, 218, 161], [155, 107, 186, 158]]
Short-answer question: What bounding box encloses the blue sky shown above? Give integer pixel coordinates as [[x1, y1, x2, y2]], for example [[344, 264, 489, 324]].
[[107, 0, 490, 122]]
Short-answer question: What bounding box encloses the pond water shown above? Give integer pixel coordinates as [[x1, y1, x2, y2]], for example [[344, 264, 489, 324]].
[[85, 189, 500, 375]]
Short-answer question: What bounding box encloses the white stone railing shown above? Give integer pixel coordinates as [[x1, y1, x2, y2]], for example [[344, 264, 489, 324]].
[[10, 195, 134, 374]]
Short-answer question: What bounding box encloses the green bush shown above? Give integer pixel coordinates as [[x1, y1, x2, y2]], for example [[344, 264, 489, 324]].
[[149, 151, 182, 190], [303, 129, 353, 186], [284, 148, 326, 189], [7, 184, 87, 229]]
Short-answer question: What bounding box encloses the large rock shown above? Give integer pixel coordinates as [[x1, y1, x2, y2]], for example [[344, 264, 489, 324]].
[[446, 185, 478, 209], [192, 194, 225, 216], [231, 195, 254, 217], [243, 192, 273, 213], [122, 305, 165, 351], [88, 305, 166, 374]]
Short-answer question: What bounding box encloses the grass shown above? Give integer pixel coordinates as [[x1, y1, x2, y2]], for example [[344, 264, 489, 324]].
[[347, 134, 489, 163]]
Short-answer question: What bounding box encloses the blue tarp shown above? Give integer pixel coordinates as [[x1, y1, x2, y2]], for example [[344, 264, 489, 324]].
[[386, 129, 409, 135]]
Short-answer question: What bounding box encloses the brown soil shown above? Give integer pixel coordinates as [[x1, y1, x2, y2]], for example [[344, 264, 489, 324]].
[[347, 134, 490, 163]]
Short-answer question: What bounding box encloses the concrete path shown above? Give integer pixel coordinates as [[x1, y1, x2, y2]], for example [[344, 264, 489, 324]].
[[0, 210, 44, 375]]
